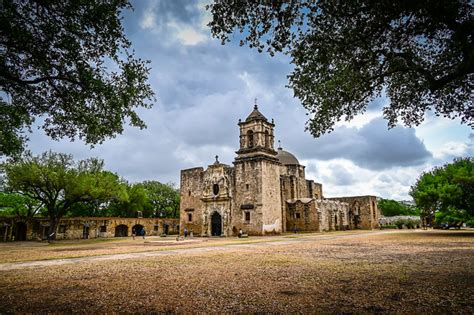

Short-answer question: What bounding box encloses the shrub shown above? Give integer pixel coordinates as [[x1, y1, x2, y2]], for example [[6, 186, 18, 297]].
[[394, 219, 406, 229]]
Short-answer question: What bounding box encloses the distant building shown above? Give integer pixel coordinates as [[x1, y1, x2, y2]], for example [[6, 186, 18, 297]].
[[180, 104, 379, 236], [0, 217, 179, 241]]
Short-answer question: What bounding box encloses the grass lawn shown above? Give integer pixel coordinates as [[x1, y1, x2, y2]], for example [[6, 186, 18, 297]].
[[0, 230, 473, 313]]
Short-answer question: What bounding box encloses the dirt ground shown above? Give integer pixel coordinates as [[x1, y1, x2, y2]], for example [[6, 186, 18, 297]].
[[0, 230, 473, 313]]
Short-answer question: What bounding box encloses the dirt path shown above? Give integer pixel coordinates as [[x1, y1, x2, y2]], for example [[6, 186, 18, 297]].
[[0, 230, 401, 271]]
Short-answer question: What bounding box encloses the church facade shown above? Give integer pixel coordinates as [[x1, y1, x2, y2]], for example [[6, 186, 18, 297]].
[[179, 105, 379, 236]]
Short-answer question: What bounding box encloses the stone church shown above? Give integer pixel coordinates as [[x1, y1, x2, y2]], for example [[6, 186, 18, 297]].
[[180, 104, 379, 236]]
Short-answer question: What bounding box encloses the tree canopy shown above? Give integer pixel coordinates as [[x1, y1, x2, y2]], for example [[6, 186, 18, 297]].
[[0, 191, 43, 218], [378, 199, 419, 217], [207, 0, 473, 137], [0, 0, 154, 157], [1, 151, 124, 240], [410, 157, 474, 225]]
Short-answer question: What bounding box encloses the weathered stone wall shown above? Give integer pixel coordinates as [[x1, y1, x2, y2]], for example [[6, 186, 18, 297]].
[[261, 160, 282, 234], [0, 217, 179, 241], [328, 196, 379, 229], [179, 167, 205, 235], [306, 180, 323, 199], [232, 159, 264, 236], [316, 200, 350, 232], [286, 199, 319, 232]]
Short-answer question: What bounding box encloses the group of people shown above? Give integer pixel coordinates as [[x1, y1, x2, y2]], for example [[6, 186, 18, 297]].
[[183, 228, 194, 238]]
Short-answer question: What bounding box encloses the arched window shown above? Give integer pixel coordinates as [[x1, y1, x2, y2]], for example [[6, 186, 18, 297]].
[[247, 130, 254, 148], [264, 130, 269, 148], [213, 184, 219, 195]]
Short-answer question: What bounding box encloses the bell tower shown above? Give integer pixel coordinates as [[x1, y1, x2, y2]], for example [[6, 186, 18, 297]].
[[232, 101, 282, 235], [235, 103, 278, 162]]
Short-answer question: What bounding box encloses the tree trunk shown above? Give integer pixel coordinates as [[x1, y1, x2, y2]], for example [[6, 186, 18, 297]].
[[47, 216, 59, 243]]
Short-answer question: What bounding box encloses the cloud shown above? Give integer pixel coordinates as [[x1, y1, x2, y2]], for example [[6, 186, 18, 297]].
[[17, 0, 473, 203], [284, 117, 432, 171], [136, 0, 208, 46]]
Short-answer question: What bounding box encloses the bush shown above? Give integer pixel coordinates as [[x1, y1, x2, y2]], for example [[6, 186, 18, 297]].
[[405, 220, 414, 229], [394, 219, 406, 229], [465, 220, 474, 228], [381, 225, 398, 229]]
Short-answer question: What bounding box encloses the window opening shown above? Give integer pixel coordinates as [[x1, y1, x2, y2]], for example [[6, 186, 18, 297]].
[[213, 184, 219, 195], [245, 212, 251, 221], [247, 130, 254, 148]]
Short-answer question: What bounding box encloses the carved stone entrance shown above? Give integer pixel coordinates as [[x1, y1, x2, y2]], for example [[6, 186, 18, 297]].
[[211, 212, 222, 236]]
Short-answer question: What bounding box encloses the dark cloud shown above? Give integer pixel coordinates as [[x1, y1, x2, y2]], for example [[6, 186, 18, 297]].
[[283, 117, 431, 170]]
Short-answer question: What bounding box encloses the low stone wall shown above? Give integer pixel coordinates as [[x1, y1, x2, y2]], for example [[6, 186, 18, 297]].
[[0, 217, 180, 241]]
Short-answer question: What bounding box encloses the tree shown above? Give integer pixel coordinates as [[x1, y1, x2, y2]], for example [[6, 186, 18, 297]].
[[0, 192, 43, 218], [141, 181, 180, 218], [0, 0, 154, 157], [1, 151, 124, 241], [410, 157, 474, 226], [207, 1, 473, 137], [107, 182, 152, 218], [67, 171, 127, 217], [378, 199, 419, 217]]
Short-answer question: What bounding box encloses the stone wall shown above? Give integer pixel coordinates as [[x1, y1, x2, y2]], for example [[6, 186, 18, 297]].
[[261, 160, 282, 234], [328, 196, 379, 229], [286, 199, 319, 232], [179, 167, 205, 235], [316, 200, 350, 232], [0, 217, 179, 241]]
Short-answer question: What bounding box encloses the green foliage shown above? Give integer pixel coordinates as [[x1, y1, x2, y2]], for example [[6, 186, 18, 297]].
[[394, 219, 406, 229], [141, 181, 180, 218], [0, 191, 43, 217], [378, 199, 419, 216], [0, 0, 154, 157], [392, 218, 420, 229], [410, 158, 474, 225], [2, 151, 124, 239], [207, 1, 473, 137], [104, 181, 179, 218], [107, 183, 152, 218]]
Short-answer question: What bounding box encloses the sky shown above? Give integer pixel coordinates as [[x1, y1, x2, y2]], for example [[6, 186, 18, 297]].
[[25, 0, 473, 200]]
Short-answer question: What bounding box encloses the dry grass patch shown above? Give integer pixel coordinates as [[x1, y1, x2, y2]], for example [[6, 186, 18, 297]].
[[0, 230, 473, 313]]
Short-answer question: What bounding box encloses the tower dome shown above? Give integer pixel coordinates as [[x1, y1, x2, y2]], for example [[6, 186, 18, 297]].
[[276, 146, 300, 165]]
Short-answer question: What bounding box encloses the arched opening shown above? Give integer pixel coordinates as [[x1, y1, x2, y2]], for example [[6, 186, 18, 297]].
[[372, 200, 377, 220], [163, 223, 169, 235], [211, 212, 222, 236], [82, 225, 90, 239], [0, 225, 8, 242], [13, 222, 27, 241], [351, 201, 361, 229], [115, 224, 128, 237], [247, 130, 254, 148], [264, 130, 269, 148], [213, 183, 219, 195], [132, 224, 145, 236]]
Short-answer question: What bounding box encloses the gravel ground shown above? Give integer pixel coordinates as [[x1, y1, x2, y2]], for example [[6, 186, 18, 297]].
[[0, 230, 473, 314]]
